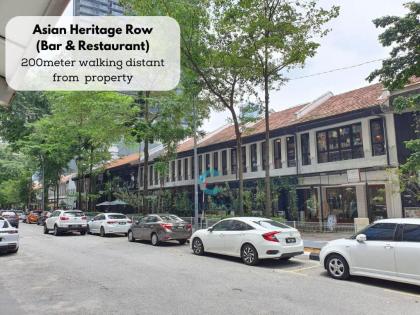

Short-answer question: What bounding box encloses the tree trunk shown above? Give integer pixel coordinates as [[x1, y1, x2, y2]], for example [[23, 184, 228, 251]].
[[56, 177, 59, 209], [143, 139, 149, 214], [137, 143, 142, 213], [264, 72, 272, 217], [142, 91, 151, 214], [88, 147, 94, 211], [229, 108, 244, 216]]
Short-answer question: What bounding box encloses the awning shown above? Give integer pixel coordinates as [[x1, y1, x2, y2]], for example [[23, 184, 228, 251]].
[[96, 200, 127, 206]]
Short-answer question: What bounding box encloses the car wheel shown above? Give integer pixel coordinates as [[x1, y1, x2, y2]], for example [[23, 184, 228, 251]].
[[241, 244, 259, 266], [87, 226, 91, 235], [326, 254, 350, 280], [43, 225, 49, 234], [151, 233, 159, 246], [53, 225, 61, 236], [192, 238, 204, 255], [100, 227, 106, 237], [178, 239, 187, 245], [10, 247, 19, 254], [128, 230, 135, 242], [80, 230, 86, 236]]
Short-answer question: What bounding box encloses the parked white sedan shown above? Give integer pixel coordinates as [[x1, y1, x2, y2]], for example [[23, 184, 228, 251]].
[[0, 216, 19, 254], [320, 218, 420, 286], [88, 213, 132, 237], [191, 217, 304, 265]]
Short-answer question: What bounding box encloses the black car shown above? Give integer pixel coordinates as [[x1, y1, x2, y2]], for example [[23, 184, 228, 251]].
[[0, 211, 19, 228]]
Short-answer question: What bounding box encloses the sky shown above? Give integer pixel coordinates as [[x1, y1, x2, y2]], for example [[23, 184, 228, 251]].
[[63, 0, 409, 132]]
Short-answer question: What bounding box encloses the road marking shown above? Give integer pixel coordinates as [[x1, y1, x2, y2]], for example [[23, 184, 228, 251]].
[[291, 265, 321, 273], [384, 289, 420, 298]]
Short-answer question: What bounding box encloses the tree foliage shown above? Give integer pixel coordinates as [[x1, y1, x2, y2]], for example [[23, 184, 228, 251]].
[[368, 2, 420, 188]]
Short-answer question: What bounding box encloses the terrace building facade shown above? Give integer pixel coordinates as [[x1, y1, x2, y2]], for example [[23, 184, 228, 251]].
[[82, 80, 419, 224]]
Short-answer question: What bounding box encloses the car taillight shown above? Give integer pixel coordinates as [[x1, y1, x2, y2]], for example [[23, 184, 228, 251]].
[[81, 216, 87, 220], [7, 230, 18, 234], [127, 220, 132, 223], [160, 223, 173, 231], [107, 221, 117, 224], [262, 231, 280, 242], [186, 224, 192, 230], [59, 216, 69, 221]]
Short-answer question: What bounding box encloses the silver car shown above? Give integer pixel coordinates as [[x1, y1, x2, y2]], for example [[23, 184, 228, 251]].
[[128, 214, 192, 246]]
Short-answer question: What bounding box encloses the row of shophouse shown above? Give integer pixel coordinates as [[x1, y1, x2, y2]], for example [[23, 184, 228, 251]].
[[71, 79, 419, 224]]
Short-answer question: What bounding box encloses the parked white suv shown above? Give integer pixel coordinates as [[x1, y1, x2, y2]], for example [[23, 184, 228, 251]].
[[320, 218, 420, 286], [0, 216, 19, 254], [44, 210, 87, 236]]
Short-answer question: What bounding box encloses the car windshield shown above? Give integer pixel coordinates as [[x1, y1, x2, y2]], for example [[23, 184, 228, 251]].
[[253, 220, 290, 230], [0, 220, 9, 228], [107, 214, 127, 220], [160, 215, 183, 222], [64, 211, 84, 217]]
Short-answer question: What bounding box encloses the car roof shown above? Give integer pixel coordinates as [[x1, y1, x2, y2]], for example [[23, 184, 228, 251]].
[[220, 217, 273, 222], [375, 218, 420, 224], [104, 213, 125, 216]]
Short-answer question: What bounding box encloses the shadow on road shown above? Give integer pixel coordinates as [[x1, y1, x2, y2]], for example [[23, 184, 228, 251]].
[[318, 270, 420, 296], [195, 251, 308, 270]]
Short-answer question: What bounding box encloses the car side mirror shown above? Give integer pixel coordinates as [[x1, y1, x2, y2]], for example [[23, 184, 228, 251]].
[[356, 234, 367, 242], [135, 220, 139, 224], [207, 227, 213, 232]]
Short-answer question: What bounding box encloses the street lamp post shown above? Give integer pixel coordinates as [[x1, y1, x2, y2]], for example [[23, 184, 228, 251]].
[[193, 97, 199, 230]]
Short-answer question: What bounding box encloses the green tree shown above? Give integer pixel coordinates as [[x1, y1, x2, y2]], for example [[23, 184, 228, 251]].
[[0, 91, 50, 148], [228, 0, 339, 217], [43, 91, 135, 210], [122, 0, 257, 215], [0, 144, 34, 208], [367, 2, 419, 191]]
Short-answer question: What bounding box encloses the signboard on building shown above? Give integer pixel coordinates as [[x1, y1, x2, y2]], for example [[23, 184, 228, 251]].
[[404, 207, 420, 218], [347, 169, 360, 183]]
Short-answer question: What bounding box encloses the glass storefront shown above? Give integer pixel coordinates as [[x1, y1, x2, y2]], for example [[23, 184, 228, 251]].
[[297, 188, 319, 222], [367, 185, 387, 222], [326, 187, 357, 223]]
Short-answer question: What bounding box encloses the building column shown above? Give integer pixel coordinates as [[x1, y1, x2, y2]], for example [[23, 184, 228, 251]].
[[257, 142, 262, 171], [356, 185, 368, 219], [362, 118, 372, 158], [268, 139, 273, 170], [309, 130, 317, 165], [227, 149, 231, 174], [244, 144, 250, 173], [281, 137, 287, 167]]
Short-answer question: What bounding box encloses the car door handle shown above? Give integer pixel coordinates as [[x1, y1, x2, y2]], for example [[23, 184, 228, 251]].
[[384, 244, 393, 249]]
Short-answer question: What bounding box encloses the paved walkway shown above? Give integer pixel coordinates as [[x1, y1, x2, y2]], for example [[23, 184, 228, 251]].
[[302, 231, 353, 249]]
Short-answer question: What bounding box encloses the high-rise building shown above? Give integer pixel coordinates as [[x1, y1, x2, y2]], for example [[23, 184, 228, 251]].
[[73, 0, 124, 16]]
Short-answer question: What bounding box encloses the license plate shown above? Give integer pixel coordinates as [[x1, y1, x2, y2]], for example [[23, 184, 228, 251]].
[[286, 237, 296, 243], [119, 222, 126, 225], [70, 225, 81, 228]]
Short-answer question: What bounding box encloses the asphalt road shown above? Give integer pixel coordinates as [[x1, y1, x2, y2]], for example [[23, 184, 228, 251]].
[[1, 224, 420, 315]]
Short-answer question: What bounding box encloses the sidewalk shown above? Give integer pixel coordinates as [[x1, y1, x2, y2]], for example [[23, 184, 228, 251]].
[[302, 231, 353, 250]]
